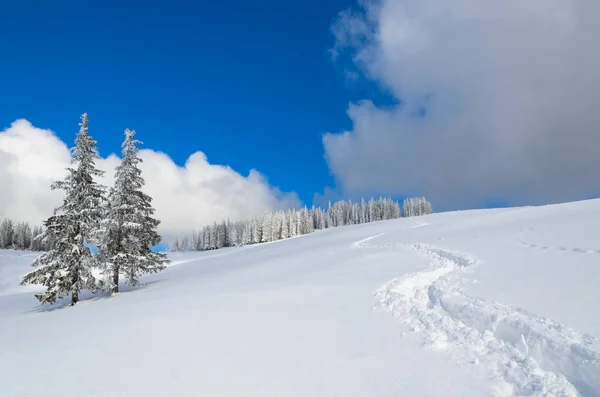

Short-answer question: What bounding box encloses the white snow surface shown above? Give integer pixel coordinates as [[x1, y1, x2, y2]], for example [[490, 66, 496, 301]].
[[1, 199, 600, 397]]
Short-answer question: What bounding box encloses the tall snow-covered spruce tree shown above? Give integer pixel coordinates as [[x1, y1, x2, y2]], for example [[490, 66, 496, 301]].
[[21, 113, 105, 305], [99, 129, 168, 293]]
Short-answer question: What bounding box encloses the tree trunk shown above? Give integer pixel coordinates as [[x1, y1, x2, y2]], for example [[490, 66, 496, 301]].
[[112, 266, 119, 293], [71, 270, 79, 306]]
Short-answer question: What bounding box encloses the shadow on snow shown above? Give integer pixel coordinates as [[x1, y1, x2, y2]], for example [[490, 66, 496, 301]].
[[25, 280, 161, 313]]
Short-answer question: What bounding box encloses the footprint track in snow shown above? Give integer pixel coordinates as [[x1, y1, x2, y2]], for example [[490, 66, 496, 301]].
[[375, 243, 600, 397], [517, 230, 600, 255], [518, 240, 600, 255]]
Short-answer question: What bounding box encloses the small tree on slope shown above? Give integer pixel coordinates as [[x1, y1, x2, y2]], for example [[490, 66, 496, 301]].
[[99, 129, 168, 293], [21, 113, 105, 305]]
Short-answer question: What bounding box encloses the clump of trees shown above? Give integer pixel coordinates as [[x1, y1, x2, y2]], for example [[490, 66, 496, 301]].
[[0, 218, 53, 251], [20, 114, 168, 306], [171, 196, 433, 252], [402, 196, 433, 217]]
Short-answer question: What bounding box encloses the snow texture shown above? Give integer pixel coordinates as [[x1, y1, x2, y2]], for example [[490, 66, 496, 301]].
[[1, 199, 599, 396], [375, 243, 600, 397]]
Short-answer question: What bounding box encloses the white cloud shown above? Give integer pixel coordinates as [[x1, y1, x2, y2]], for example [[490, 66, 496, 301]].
[[325, 0, 600, 208], [0, 120, 299, 234]]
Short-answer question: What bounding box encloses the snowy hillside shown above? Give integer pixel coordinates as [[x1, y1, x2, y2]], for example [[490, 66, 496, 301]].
[[1, 200, 599, 397]]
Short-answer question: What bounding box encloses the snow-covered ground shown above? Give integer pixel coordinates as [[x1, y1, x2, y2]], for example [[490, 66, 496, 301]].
[[1, 199, 599, 397]]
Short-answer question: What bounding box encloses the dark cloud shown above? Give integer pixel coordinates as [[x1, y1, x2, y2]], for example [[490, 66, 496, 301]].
[[325, 0, 600, 208]]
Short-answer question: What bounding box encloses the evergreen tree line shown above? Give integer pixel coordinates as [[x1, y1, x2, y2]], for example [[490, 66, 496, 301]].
[[20, 114, 168, 306], [0, 218, 54, 251], [172, 196, 433, 252]]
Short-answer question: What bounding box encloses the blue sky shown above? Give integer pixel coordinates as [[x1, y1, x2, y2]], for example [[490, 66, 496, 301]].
[[0, 0, 387, 206], [3, 0, 598, 219]]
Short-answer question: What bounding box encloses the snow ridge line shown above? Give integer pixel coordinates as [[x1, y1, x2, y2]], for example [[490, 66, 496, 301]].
[[376, 244, 600, 397]]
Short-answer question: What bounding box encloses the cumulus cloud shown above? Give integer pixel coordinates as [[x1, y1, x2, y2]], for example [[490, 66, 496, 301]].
[[0, 120, 299, 234], [325, 0, 600, 208]]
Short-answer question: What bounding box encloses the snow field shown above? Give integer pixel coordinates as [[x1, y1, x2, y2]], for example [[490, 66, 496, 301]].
[[1, 199, 599, 396]]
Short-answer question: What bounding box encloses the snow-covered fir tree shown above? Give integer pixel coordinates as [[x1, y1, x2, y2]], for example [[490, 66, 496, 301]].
[[179, 236, 189, 252], [227, 220, 238, 247], [21, 113, 105, 305], [0, 218, 15, 249], [171, 237, 180, 252], [99, 129, 168, 293], [241, 221, 252, 245], [191, 230, 200, 251]]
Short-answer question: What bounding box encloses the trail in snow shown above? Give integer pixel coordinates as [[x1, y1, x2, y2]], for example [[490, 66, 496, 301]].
[[352, 233, 388, 248], [517, 232, 600, 256], [411, 220, 431, 228], [358, 235, 600, 397]]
